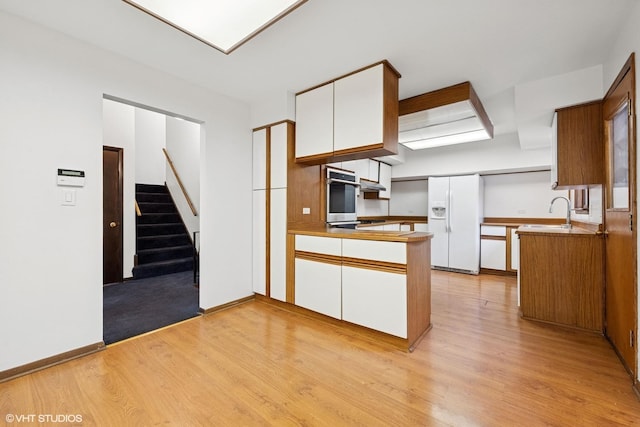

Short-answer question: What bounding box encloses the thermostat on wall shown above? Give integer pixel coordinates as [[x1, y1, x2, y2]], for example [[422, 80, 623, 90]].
[[57, 169, 86, 187]]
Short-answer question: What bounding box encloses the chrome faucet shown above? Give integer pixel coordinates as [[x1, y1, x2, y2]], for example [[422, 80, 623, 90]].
[[549, 196, 572, 229]]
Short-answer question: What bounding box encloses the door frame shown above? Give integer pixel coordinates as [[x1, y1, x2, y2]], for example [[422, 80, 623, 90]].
[[603, 53, 638, 382], [103, 145, 124, 284]]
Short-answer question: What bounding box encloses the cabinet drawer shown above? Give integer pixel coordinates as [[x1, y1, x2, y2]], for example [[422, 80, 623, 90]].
[[481, 225, 506, 237], [295, 235, 341, 256], [342, 239, 405, 264]]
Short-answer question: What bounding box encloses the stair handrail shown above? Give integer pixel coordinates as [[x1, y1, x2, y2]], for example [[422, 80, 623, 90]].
[[135, 200, 142, 217], [162, 148, 198, 216]]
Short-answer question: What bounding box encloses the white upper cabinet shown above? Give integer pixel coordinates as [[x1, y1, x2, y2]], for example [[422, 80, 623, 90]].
[[342, 158, 379, 182], [368, 159, 380, 182], [295, 61, 399, 163], [252, 128, 267, 190], [270, 122, 288, 189], [377, 162, 391, 199], [295, 82, 334, 160], [334, 64, 384, 153]]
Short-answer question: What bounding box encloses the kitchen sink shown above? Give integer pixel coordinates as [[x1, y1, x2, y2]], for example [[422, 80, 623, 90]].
[[521, 223, 572, 230]]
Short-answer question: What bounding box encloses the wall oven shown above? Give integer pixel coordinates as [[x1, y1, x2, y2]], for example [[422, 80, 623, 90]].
[[326, 168, 359, 225]]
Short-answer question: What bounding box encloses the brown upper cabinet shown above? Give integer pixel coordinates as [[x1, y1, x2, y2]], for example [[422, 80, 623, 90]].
[[295, 61, 400, 164], [551, 100, 604, 189]]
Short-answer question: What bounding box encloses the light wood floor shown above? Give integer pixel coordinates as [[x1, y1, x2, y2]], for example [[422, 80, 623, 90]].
[[1, 271, 638, 426]]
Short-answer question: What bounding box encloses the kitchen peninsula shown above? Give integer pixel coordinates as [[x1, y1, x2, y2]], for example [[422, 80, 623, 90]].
[[286, 226, 433, 352], [253, 60, 433, 352]]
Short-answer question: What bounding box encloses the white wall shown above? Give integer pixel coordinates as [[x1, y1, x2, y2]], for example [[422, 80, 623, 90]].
[[389, 180, 429, 216], [483, 171, 568, 219], [357, 197, 388, 217], [0, 11, 252, 372], [387, 172, 566, 220], [166, 116, 201, 237], [135, 108, 166, 185], [602, 0, 640, 381], [251, 90, 296, 129], [392, 132, 551, 179]]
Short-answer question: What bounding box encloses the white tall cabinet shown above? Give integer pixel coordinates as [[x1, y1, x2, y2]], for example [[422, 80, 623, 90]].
[[252, 121, 292, 302], [252, 129, 267, 296]]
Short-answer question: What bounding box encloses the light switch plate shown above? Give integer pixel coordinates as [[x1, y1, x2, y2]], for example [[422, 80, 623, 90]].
[[302, 207, 310, 215], [61, 189, 76, 206]]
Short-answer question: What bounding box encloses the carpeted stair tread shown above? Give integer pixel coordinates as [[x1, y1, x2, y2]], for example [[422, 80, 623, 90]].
[[137, 245, 193, 264], [137, 233, 191, 250], [132, 257, 194, 279], [136, 192, 173, 203], [137, 223, 187, 237], [137, 213, 182, 225], [137, 202, 177, 213], [136, 183, 168, 193]]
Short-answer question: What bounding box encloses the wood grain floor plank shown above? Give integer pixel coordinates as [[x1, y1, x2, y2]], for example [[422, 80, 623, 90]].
[[1, 271, 638, 426]]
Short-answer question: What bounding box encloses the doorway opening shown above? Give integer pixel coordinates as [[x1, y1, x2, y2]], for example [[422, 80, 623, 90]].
[[102, 95, 203, 344]]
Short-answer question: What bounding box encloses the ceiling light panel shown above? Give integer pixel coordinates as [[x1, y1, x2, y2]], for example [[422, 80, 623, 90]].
[[399, 115, 486, 144], [399, 101, 477, 132], [402, 130, 491, 150], [124, 0, 307, 54], [398, 82, 494, 150]]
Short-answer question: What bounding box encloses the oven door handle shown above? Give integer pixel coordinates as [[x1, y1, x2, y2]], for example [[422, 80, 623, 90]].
[[328, 178, 361, 186]]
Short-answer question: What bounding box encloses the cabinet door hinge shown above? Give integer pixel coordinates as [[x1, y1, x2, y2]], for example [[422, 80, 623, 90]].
[[631, 330, 635, 348], [630, 213, 634, 231]]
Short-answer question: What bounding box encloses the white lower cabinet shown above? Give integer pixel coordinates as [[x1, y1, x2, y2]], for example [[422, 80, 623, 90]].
[[342, 266, 407, 338], [295, 258, 342, 319], [294, 236, 410, 338], [480, 239, 507, 270], [480, 225, 507, 271]]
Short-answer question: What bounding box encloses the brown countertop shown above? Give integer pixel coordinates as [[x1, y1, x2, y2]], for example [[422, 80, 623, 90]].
[[356, 220, 409, 228], [481, 222, 528, 227], [288, 225, 432, 242], [358, 216, 428, 223], [516, 225, 602, 236]]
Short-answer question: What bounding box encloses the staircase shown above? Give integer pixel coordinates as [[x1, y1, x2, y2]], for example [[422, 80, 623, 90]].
[[133, 184, 193, 279]]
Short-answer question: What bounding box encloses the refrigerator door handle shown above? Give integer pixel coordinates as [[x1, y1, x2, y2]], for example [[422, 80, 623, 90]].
[[445, 190, 451, 233], [448, 189, 453, 233]]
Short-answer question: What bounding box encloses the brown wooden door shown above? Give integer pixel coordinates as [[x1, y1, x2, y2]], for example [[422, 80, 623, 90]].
[[103, 146, 123, 285], [604, 54, 637, 377]]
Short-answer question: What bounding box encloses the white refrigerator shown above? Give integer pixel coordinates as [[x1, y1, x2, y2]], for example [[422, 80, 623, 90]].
[[428, 174, 484, 274]]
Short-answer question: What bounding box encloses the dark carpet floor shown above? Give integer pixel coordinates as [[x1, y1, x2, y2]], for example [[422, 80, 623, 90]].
[[103, 271, 200, 345]]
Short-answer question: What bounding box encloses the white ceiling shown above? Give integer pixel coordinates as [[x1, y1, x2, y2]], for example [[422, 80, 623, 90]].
[[0, 0, 635, 138]]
